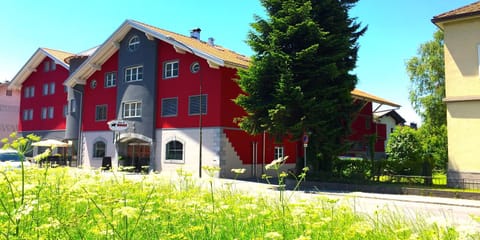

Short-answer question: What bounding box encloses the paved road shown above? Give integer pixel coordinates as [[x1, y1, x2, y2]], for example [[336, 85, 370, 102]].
[[214, 178, 480, 236], [117, 172, 480, 236]]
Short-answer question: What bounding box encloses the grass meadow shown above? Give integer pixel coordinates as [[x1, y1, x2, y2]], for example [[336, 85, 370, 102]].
[[0, 166, 479, 240]]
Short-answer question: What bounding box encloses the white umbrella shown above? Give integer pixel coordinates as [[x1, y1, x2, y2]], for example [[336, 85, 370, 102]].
[[32, 139, 71, 148]]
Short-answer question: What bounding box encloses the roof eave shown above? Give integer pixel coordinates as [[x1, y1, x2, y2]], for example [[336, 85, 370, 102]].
[[64, 20, 132, 87], [9, 48, 70, 90], [432, 11, 480, 29]]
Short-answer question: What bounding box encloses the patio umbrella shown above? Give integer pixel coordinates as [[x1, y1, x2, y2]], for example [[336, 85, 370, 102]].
[[32, 139, 71, 148]]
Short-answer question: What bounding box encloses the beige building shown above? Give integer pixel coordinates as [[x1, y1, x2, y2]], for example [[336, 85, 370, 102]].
[[0, 82, 20, 146], [433, 2, 480, 183]]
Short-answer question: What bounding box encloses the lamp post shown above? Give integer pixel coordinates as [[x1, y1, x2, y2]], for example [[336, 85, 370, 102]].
[[166, 36, 203, 178]]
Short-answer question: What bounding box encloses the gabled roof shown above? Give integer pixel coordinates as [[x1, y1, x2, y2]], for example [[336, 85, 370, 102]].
[[432, 1, 480, 28], [9, 48, 74, 90], [65, 19, 250, 87], [375, 110, 406, 125], [351, 88, 400, 108]]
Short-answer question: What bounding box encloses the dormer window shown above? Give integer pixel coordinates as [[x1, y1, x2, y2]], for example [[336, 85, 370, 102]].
[[128, 35, 140, 52]]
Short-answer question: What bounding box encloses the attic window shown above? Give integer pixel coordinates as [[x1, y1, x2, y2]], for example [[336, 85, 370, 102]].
[[128, 35, 140, 52]]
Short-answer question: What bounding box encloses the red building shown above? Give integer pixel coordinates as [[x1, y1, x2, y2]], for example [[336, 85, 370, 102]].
[[9, 48, 73, 140], [10, 20, 399, 178]]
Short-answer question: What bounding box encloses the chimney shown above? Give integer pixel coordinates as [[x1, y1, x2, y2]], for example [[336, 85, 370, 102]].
[[208, 37, 215, 46], [190, 28, 201, 40]]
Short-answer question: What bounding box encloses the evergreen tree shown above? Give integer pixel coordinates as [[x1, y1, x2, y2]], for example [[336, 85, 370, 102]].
[[235, 0, 366, 171]]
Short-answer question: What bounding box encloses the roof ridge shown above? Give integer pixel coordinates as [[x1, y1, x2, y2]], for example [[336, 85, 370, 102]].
[[131, 19, 250, 59]]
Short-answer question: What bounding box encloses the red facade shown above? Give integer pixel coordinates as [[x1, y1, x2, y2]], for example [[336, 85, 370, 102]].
[[19, 57, 69, 132], [82, 52, 119, 131]]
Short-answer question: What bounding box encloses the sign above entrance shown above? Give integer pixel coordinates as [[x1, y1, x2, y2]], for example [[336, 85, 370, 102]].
[[108, 120, 129, 131]]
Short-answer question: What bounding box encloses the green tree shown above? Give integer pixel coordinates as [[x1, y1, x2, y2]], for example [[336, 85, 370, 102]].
[[385, 126, 422, 175], [406, 30, 445, 127], [406, 30, 448, 172], [235, 0, 366, 172], [418, 124, 447, 172]]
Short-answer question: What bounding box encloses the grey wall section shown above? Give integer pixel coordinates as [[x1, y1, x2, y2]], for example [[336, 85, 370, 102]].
[[65, 57, 88, 140], [117, 29, 158, 141], [65, 85, 84, 140]]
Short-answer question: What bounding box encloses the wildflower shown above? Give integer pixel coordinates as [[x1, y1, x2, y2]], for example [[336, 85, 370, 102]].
[[113, 206, 138, 218], [279, 171, 288, 178], [265, 156, 288, 170], [265, 231, 283, 239], [231, 168, 246, 174]]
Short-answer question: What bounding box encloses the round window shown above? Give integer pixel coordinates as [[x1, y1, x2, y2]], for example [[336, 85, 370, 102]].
[[90, 80, 97, 89], [128, 35, 140, 52], [190, 62, 200, 74]]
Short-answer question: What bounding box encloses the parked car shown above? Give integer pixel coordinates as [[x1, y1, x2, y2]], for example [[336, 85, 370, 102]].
[[0, 149, 31, 169]]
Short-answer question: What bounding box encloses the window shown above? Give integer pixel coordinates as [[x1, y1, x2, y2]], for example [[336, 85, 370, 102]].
[[63, 105, 68, 118], [125, 66, 143, 82], [70, 99, 76, 113], [49, 82, 55, 95], [274, 146, 284, 160], [44, 61, 50, 72], [163, 61, 179, 79], [41, 107, 47, 120], [93, 141, 106, 158], [122, 101, 142, 118], [24, 86, 35, 98], [43, 84, 49, 96], [105, 72, 117, 87], [165, 140, 183, 161], [190, 62, 200, 74], [51, 61, 56, 71], [29, 86, 35, 98], [188, 95, 207, 115], [90, 80, 97, 89], [95, 105, 107, 121], [48, 106, 54, 119], [6, 89, 12, 96], [23, 109, 33, 121], [128, 35, 140, 52], [161, 98, 177, 117]]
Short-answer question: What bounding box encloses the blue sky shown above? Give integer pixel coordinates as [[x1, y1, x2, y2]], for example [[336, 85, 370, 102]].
[[0, 0, 476, 125]]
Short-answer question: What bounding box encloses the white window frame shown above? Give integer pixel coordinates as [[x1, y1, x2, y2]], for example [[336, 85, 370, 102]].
[[63, 104, 68, 118], [41, 107, 47, 120], [165, 139, 185, 163], [125, 65, 143, 82], [48, 106, 54, 119], [274, 146, 284, 160], [128, 35, 140, 52], [93, 141, 106, 158], [23, 109, 33, 121], [122, 101, 142, 118], [44, 61, 50, 72], [105, 72, 117, 88], [163, 60, 179, 79], [70, 99, 76, 113], [43, 84, 49, 96], [29, 86, 35, 98], [188, 94, 207, 115], [95, 104, 108, 121], [161, 97, 178, 117], [49, 82, 55, 95]]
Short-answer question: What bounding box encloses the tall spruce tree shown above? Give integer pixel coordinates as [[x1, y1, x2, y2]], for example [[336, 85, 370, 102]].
[[235, 0, 366, 171]]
